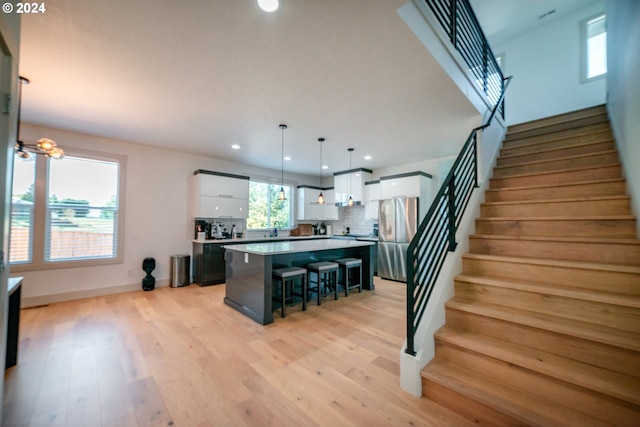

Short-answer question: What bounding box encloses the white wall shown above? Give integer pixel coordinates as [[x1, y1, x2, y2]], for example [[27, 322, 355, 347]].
[[493, 1, 606, 125], [606, 0, 640, 234], [16, 123, 317, 306]]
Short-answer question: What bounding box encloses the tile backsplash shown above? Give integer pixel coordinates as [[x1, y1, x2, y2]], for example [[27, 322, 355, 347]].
[[331, 205, 376, 236]]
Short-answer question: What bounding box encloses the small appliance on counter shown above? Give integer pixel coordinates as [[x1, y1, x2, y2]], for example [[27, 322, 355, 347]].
[[373, 223, 379, 237], [319, 222, 327, 235]]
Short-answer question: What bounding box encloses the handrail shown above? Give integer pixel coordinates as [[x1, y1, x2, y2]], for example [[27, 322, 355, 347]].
[[405, 75, 511, 356]]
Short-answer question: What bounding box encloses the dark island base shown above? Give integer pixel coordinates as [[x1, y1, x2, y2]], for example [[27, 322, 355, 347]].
[[224, 245, 375, 325]]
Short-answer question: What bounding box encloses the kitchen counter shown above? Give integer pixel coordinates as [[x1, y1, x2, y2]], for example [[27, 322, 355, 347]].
[[223, 239, 375, 325], [192, 235, 329, 244], [223, 238, 373, 255], [192, 235, 329, 286]]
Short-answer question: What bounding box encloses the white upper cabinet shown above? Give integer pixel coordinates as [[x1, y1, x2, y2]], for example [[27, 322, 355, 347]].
[[322, 188, 339, 220], [364, 181, 381, 220], [297, 186, 339, 221], [297, 187, 322, 220], [380, 172, 432, 199], [379, 172, 433, 223], [333, 168, 372, 205], [191, 170, 249, 218]]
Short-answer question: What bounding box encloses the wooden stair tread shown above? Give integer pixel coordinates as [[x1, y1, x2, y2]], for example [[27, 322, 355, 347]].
[[494, 149, 619, 171], [485, 177, 626, 193], [422, 359, 609, 427], [481, 194, 630, 207], [490, 162, 621, 181], [462, 253, 640, 274], [434, 328, 640, 406], [445, 298, 640, 352], [470, 234, 640, 245], [476, 215, 636, 221], [455, 273, 640, 309], [499, 139, 614, 160], [505, 123, 611, 145], [507, 105, 606, 132], [502, 127, 613, 149]]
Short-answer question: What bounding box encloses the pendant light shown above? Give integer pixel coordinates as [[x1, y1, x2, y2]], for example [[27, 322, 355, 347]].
[[278, 124, 287, 201], [317, 138, 325, 204], [347, 148, 354, 207]]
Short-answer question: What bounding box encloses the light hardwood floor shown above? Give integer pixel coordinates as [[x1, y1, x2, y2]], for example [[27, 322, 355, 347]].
[[3, 278, 473, 427]]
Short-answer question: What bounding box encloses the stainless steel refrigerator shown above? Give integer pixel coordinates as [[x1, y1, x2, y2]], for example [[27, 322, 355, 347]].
[[378, 197, 418, 282]]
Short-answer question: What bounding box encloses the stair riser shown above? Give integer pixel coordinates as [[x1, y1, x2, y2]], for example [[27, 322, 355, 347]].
[[445, 310, 640, 378], [421, 377, 523, 427], [469, 237, 640, 265], [498, 141, 616, 166], [462, 256, 640, 295], [433, 341, 640, 424], [454, 281, 640, 332], [493, 152, 619, 178], [502, 129, 613, 156], [475, 218, 637, 238], [490, 165, 621, 189], [507, 106, 607, 134], [506, 121, 610, 145], [480, 198, 630, 218], [484, 180, 627, 202]]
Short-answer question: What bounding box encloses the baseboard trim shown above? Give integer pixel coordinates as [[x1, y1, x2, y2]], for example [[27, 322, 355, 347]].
[[21, 279, 170, 308]]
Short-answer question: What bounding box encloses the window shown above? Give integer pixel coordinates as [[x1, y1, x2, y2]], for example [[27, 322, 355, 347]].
[[9, 148, 126, 270], [9, 158, 35, 264], [247, 180, 292, 230], [581, 14, 607, 82]]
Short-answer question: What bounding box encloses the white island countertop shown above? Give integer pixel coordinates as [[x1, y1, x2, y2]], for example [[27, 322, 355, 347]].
[[223, 238, 374, 255], [193, 235, 330, 244]]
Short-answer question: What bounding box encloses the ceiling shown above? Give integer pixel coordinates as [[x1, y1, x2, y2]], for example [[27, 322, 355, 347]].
[[470, 0, 601, 46], [18, 0, 597, 177]]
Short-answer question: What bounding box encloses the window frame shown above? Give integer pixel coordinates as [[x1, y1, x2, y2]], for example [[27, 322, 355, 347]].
[[247, 179, 294, 231], [580, 13, 607, 83], [10, 145, 127, 272]]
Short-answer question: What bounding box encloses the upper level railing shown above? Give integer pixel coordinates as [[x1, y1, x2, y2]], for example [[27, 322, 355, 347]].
[[425, 0, 505, 117], [405, 0, 511, 356]]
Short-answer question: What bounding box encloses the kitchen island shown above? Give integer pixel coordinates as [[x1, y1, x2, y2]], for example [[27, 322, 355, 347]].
[[223, 239, 375, 325]]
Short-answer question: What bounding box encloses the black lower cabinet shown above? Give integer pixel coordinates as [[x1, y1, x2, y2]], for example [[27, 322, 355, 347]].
[[193, 242, 225, 286]]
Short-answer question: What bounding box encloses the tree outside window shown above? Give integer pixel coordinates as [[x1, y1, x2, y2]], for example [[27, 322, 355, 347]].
[[248, 181, 292, 230]]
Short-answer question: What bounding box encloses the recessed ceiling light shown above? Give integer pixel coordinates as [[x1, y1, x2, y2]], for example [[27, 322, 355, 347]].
[[257, 0, 279, 13], [284, 156, 291, 161], [231, 144, 240, 150], [322, 165, 328, 170], [364, 155, 372, 160]]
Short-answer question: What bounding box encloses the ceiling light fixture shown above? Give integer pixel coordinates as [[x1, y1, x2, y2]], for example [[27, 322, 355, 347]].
[[317, 138, 325, 205], [231, 144, 240, 149], [347, 148, 354, 207], [278, 124, 287, 201], [14, 76, 64, 160], [257, 0, 279, 13], [364, 155, 372, 160]]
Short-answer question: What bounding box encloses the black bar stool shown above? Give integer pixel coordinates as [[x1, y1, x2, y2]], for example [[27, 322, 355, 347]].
[[335, 258, 362, 296], [306, 261, 339, 305], [272, 267, 307, 318]]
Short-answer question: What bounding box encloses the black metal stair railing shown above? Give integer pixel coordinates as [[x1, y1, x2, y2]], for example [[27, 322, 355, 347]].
[[405, 0, 512, 356], [426, 0, 505, 117]]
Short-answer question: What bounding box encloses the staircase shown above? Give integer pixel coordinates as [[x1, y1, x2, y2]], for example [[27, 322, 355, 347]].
[[420, 105, 640, 426]]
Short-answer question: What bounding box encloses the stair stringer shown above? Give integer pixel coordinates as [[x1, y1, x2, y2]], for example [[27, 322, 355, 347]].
[[400, 119, 506, 396]]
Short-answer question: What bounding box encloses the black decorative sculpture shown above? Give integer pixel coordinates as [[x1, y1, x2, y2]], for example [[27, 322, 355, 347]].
[[142, 257, 156, 291]]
